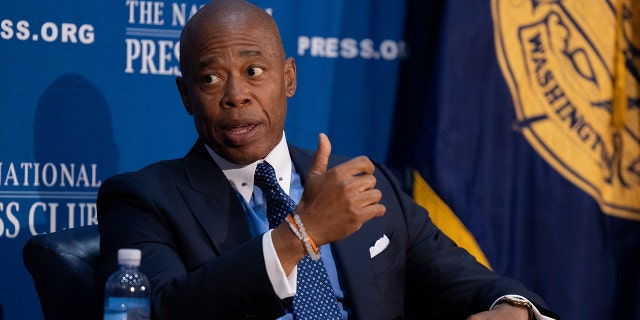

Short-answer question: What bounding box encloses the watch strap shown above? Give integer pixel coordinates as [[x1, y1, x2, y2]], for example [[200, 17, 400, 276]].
[[494, 295, 534, 320]]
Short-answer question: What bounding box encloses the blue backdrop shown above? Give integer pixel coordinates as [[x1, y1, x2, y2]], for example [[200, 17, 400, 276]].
[[0, 1, 406, 319]]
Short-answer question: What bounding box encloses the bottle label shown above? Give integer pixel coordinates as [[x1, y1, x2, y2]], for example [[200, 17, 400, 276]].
[[104, 297, 150, 320]]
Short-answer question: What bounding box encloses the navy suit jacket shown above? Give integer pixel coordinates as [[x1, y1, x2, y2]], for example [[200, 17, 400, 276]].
[[95, 140, 550, 320]]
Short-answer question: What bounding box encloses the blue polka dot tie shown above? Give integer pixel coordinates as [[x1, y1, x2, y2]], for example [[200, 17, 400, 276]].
[[254, 161, 342, 320]]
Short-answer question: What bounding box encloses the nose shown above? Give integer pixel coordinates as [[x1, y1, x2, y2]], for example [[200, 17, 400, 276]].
[[221, 74, 250, 108]]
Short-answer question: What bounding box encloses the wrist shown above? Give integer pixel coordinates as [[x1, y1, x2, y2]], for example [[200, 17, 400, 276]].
[[287, 213, 321, 261], [493, 296, 533, 320], [271, 223, 305, 273]]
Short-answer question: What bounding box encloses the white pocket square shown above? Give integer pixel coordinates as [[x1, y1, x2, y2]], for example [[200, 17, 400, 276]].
[[369, 234, 390, 258]]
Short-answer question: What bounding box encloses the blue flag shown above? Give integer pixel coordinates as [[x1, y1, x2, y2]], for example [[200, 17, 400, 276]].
[[389, 1, 640, 319]]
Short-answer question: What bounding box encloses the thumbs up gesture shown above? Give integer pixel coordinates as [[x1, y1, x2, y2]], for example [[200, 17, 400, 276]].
[[295, 133, 386, 246]]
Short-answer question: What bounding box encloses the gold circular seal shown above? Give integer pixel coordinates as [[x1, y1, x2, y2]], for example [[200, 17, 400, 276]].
[[492, 0, 640, 220]]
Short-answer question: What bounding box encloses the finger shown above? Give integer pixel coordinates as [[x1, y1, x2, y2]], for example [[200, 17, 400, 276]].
[[342, 174, 377, 194], [360, 202, 386, 219], [355, 174, 377, 192], [308, 133, 331, 177], [354, 188, 383, 207], [334, 156, 376, 177]]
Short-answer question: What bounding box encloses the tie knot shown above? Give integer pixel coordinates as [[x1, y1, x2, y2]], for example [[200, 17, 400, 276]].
[[254, 161, 279, 192]]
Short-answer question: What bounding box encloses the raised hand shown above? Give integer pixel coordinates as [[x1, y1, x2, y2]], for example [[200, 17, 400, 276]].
[[271, 133, 385, 273], [295, 133, 386, 246]]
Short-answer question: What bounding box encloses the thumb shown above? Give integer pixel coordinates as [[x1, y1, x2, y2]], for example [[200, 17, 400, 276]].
[[308, 133, 331, 176]]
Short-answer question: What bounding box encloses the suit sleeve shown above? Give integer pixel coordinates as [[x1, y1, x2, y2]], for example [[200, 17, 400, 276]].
[[374, 163, 555, 319], [94, 173, 288, 320]]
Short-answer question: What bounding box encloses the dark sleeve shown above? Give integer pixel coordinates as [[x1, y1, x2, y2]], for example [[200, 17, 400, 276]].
[[374, 163, 557, 319], [94, 173, 287, 320]]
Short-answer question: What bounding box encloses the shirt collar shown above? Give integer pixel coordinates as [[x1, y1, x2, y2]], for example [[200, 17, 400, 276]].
[[205, 132, 292, 203]]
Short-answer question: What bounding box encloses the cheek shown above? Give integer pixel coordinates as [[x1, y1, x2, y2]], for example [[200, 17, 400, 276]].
[[266, 88, 288, 118], [268, 106, 288, 132], [192, 114, 212, 136], [191, 102, 220, 133], [190, 94, 221, 117]]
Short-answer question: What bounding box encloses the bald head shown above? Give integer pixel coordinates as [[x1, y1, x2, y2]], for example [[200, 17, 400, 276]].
[[179, 0, 285, 77]]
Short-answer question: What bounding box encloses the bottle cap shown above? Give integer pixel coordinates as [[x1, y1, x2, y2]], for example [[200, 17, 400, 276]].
[[117, 248, 141, 267]]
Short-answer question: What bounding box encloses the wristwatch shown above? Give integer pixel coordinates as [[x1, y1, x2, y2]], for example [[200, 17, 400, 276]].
[[495, 295, 534, 320]]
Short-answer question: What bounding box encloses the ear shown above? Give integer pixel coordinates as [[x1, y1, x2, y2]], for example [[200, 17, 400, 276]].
[[284, 57, 297, 98], [175, 76, 193, 115]]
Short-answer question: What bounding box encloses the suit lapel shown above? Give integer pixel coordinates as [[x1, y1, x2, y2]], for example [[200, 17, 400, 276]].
[[179, 141, 252, 254]]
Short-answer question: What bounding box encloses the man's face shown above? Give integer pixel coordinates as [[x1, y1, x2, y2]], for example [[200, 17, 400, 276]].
[[177, 16, 296, 165]]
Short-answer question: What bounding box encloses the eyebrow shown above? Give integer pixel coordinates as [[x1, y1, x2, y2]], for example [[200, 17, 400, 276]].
[[239, 50, 263, 58], [197, 50, 264, 69]]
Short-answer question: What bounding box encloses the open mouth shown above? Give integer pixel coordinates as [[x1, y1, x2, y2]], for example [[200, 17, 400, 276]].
[[226, 124, 257, 135], [221, 122, 260, 145]]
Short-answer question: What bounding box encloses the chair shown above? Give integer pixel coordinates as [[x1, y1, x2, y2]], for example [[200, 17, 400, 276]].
[[23, 225, 102, 320]]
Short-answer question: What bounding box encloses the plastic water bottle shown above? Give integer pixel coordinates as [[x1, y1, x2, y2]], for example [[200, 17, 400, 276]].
[[103, 248, 151, 320]]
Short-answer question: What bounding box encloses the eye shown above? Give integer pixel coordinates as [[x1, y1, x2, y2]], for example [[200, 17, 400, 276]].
[[203, 74, 222, 85], [247, 66, 265, 77]]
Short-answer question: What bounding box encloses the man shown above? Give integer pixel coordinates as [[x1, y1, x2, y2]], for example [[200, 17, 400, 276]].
[[95, 0, 558, 319]]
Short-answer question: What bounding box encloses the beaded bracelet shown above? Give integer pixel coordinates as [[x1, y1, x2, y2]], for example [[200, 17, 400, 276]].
[[286, 214, 303, 240], [286, 213, 321, 261], [294, 214, 321, 261]]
